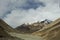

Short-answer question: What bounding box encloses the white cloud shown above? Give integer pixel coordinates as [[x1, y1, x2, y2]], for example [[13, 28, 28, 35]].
[[2, 0, 60, 28]]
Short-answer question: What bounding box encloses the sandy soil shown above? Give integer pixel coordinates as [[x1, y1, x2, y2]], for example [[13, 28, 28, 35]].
[[9, 32, 44, 40]]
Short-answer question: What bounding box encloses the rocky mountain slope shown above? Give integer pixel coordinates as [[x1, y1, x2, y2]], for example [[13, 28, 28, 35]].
[[32, 18, 60, 40], [15, 19, 52, 34]]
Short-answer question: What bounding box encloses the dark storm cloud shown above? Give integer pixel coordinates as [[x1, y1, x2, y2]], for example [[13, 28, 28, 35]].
[[20, 0, 45, 9], [0, 0, 26, 18], [0, 0, 45, 19]]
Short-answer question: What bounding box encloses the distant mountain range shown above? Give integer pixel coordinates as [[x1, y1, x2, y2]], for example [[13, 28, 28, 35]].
[[15, 19, 52, 34]]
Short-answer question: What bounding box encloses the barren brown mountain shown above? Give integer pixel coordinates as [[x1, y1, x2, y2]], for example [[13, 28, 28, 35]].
[[0, 19, 23, 40], [32, 18, 60, 40], [16, 19, 51, 34]]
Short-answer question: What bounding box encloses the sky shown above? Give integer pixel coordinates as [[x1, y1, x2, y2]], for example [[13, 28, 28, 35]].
[[0, 0, 60, 28]]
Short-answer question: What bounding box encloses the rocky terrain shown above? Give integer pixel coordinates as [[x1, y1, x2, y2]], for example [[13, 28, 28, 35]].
[[32, 18, 60, 40], [9, 32, 44, 40], [16, 19, 52, 34], [0, 18, 60, 40]]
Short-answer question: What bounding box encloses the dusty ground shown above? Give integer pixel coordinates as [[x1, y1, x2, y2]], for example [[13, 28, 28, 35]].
[[9, 32, 44, 40]]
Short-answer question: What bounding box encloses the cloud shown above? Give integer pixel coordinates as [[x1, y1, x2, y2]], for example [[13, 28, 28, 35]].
[[21, 0, 45, 9], [1, 0, 60, 28], [0, 0, 27, 18], [0, 0, 45, 18]]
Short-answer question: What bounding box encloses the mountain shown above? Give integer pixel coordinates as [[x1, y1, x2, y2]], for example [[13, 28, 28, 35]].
[[0, 19, 23, 40], [15, 19, 52, 34], [32, 18, 60, 40], [41, 19, 52, 24], [16, 24, 30, 34]]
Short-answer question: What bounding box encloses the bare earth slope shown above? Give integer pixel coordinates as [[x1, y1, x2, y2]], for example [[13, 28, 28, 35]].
[[9, 32, 44, 40]]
